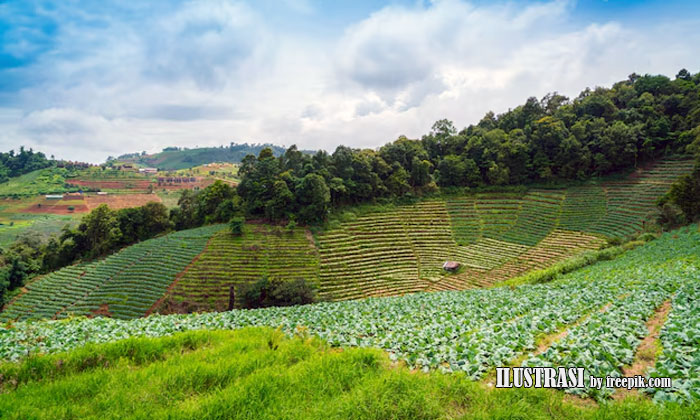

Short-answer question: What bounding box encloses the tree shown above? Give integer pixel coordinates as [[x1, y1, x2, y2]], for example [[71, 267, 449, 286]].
[[385, 163, 410, 196], [410, 157, 432, 187], [663, 163, 700, 222], [296, 173, 330, 224], [265, 180, 294, 221], [436, 155, 466, 187], [77, 205, 122, 258], [240, 277, 315, 308], [229, 216, 245, 236]]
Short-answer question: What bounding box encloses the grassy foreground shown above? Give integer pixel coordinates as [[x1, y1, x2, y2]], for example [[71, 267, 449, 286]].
[[0, 328, 696, 420]]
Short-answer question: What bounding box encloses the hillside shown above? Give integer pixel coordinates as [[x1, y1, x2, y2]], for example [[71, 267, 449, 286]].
[[0, 225, 222, 321], [0, 167, 80, 198], [1, 329, 697, 420], [117, 143, 287, 170], [1, 225, 698, 411], [0, 157, 693, 321]]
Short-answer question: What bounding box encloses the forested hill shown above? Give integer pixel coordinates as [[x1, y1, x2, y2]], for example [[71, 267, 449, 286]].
[[115, 143, 287, 170], [237, 70, 700, 224], [0, 147, 52, 183]]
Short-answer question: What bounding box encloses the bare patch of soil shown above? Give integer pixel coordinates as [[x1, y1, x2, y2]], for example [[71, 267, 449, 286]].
[[89, 303, 113, 318], [85, 194, 162, 210]]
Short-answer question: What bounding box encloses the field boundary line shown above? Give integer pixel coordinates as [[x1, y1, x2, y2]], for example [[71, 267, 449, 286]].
[[144, 233, 217, 316]]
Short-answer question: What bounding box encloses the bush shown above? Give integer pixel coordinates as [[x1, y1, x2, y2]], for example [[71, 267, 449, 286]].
[[285, 217, 297, 233], [229, 216, 245, 236], [636, 232, 658, 242], [241, 277, 315, 309]]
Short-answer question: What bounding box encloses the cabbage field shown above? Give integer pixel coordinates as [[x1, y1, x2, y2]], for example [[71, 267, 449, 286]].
[[1, 225, 698, 402]]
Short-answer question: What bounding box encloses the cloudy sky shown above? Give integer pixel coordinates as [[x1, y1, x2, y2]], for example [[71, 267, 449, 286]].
[[1, 0, 700, 163]]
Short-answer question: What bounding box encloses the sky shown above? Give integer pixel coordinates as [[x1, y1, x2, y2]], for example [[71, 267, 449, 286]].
[[1, 0, 700, 163]]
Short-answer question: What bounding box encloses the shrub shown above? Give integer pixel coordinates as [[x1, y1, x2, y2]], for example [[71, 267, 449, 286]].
[[636, 232, 658, 242], [285, 217, 297, 233], [67, 206, 75, 212], [241, 277, 315, 309], [229, 216, 245, 236]]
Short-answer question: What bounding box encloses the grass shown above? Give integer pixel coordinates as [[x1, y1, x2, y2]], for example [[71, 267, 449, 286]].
[[155, 189, 184, 208], [0, 167, 79, 197], [498, 239, 646, 287], [0, 327, 696, 420], [0, 213, 79, 247]]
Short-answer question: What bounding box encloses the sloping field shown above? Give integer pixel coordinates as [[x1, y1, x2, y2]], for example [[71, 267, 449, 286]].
[[0, 158, 693, 320], [0, 225, 223, 321], [319, 157, 692, 299], [2, 225, 697, 405], [156, 225, 319, 313]]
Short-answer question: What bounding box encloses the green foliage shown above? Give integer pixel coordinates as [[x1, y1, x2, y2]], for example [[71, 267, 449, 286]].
[[0, 202, 174, 304], [647, 284, 700, 403], [241, 277, 316, 309], [0, 328, 697, 419], [232, 70, 700, 225], [661, 161, 700, 222], [229, 216, 244, 236], [0, 225, 222, 321], [0, 147, 52, 184], [0, 167, 79, 197], [3, 226, 697, 401], [157, 225, 318, 313], [501, 242, 644, 287]]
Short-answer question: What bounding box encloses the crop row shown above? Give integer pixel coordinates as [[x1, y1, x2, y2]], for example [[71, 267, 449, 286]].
[[646, 281, 700, 403], [0, 224, 222, 321], [523, 278, 675, 400], [2, 224, 697, 402], [160, 225, 319, 313]]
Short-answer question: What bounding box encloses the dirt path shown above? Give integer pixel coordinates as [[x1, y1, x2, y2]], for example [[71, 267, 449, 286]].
[[480, 295, 625, 388], [144, 236, 213, 316], [612, 299, 672, 401]]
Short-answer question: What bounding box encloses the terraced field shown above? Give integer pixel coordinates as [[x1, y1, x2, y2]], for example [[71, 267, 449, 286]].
[[0, 157, 693, 319], [0, 225, 223, 321], [320, 157, 693, 299], [3, 225, 698, 404], [156, 225, 318, 313]]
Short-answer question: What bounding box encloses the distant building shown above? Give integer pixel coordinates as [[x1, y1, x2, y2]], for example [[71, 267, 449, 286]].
[[442, 261, 461, 272], [139, 167, 158, 174], [45, 194, 64, 200], [97, 191, 108, 195]]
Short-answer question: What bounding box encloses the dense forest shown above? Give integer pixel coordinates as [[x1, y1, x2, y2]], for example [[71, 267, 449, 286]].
[[237, 70, 700, 223], [0, 147, 52, 183]]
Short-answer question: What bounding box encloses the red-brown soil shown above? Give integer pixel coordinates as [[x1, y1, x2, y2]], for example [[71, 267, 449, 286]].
[[85, 194, 162, 210]]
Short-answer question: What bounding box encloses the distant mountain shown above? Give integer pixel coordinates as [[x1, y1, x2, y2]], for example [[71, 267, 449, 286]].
[[114, 143, 288, 170]]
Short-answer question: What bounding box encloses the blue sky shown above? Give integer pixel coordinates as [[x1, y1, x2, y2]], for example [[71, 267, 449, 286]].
[[1, 0, 700, 162]]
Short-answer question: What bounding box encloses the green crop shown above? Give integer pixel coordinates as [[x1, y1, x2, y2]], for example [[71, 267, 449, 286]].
[[2, 225, 698, 403]]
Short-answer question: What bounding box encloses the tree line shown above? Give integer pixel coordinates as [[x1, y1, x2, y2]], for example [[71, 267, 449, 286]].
[[2, 69, 700, 306], [235, 70, 700, 224]]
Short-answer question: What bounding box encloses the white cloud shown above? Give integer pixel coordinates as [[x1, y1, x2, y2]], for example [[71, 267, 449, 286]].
[[2, 0, 700, 163]]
